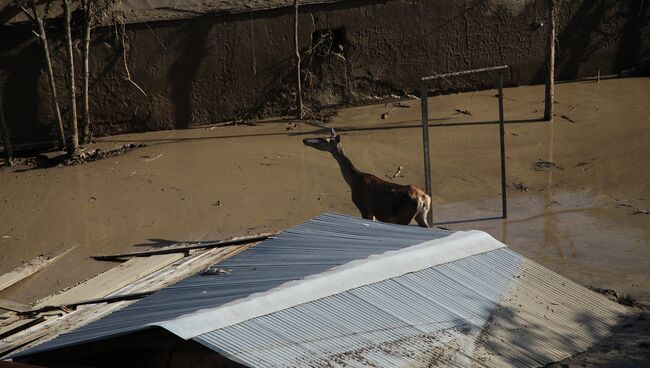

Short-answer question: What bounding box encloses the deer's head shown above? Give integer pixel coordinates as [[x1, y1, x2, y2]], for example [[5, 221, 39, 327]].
[[302, 128, 341, 152]]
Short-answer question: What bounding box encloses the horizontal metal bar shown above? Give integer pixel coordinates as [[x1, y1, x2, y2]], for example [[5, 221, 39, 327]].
[[421, 65, 509, 81]]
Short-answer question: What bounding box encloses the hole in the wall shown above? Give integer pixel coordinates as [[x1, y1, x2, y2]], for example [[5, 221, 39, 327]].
[[310, 28, 345, 57]]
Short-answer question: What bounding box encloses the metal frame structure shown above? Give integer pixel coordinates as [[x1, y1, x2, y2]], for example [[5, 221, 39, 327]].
[[420, 65, 509, 225]]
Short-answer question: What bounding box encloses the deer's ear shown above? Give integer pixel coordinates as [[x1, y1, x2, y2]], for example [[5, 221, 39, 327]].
[[334, 134, 340, 143]]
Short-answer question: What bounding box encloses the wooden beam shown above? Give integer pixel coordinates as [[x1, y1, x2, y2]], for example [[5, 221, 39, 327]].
[[0, 299, 28, 313], [91, 232, 276, 261], [0, 316, 46, 340], [0, 248, 74, 292]]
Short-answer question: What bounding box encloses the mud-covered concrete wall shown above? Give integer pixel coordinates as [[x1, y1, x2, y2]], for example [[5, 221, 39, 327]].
[[0, 0, 647, 144]]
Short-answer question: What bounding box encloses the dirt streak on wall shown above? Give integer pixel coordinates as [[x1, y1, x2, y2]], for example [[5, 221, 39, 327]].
[[0, 0, 647, 144]]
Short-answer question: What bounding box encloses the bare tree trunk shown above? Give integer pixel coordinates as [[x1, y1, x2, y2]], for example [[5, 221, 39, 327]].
[[27, 0, 66, 149], [62, 0, 79, 155], [544, 0, 556, 122], [294, 0, 303, 119], [81, 0, 92, 144], [0, 81, 13, 165]]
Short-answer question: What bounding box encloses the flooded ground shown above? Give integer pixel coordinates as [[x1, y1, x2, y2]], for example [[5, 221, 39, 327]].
[[0, 77, 648, 311]]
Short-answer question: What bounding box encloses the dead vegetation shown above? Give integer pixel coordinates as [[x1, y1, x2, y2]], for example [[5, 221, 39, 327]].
[[62, 143, 146, 166], [589, 287, 647, 308], [509, 181, 529, 192], [532, 159, 564, 172]]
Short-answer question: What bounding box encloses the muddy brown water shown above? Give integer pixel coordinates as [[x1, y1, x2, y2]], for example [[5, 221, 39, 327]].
[[0, 78, 648, 307]]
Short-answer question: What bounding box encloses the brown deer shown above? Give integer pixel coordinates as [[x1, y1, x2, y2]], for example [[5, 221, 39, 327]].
[[303, 129, 431, 227]]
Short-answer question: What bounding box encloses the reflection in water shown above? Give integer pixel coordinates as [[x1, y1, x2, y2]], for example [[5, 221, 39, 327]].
[[543, 114, 563, 258]]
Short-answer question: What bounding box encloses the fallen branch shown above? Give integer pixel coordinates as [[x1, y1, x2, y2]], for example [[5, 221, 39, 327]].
[[92, 232, 277, 261]]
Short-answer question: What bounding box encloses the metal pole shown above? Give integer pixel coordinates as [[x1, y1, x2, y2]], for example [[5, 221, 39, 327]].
[[421, 65, 509, 81], [498, 72, 507, 218], [420, 84, 433, 226]]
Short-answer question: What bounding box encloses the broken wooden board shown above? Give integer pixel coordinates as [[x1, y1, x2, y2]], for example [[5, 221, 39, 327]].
[[33, 253, 184, 308], [0, 248, 74, 292], [2, 244, 253, 357], [0, 300, 28, 313], [0, 316, 46, 340]]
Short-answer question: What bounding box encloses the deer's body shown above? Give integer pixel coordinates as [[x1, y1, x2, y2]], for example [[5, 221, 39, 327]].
[[303, 130, 431, 227]]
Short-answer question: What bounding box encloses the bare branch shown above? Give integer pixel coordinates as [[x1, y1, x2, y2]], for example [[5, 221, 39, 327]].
[[17, 4, 34, 22], [119, 22, 147, 97], [43, 0, 51, 20]]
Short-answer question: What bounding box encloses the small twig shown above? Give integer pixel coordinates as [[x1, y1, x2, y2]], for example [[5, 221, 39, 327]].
[[126, 78, 147, 96], [145, 22, 166, 50], [386, 166, 403, 179], [560, 115, 575, 123], [17, 4, 35, 22], [142, 153, 163, 162]]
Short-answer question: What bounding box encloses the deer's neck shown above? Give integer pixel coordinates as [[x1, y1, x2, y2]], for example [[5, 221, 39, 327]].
[[331, 146, 361, 187]]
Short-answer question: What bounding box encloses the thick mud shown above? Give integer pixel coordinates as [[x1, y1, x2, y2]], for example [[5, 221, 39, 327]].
[[0, 78, 648, 312]]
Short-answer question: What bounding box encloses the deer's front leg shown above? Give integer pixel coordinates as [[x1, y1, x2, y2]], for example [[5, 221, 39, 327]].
[[352, 194, 373, 220]]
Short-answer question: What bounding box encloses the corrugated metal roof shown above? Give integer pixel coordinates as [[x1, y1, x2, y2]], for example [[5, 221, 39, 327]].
[[16, 213, 455, 356], [193, 248, 628, 367], [15, 213, 629, 367], [195, 248, 522, 367]]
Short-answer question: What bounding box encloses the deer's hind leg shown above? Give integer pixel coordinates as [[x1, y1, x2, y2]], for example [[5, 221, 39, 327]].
[[414, 210, 430, 228], [394, 202, 419, 226]]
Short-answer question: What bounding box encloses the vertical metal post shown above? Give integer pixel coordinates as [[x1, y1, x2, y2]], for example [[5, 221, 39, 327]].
[[498, 72, 507, 218], [420, 84, 433, 226]]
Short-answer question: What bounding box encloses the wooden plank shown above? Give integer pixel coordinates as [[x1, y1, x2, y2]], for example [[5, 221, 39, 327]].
[[0, 316, 45, 340], [0, 300, 28, 313], [91, 232, 275, 261], [0, 248, 74, 292], [3, 244, 253, 357], [33, 253, 184, 308], [0, 328, 50, 357]]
